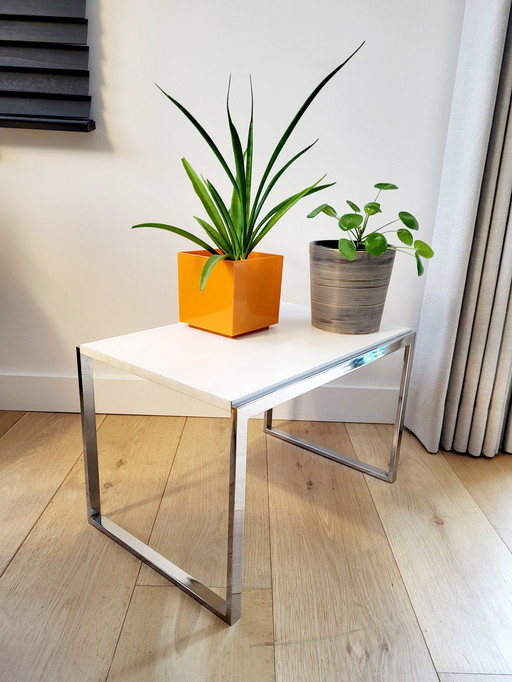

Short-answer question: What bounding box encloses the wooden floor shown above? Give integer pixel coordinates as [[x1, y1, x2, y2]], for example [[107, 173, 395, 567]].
[[1, 411, 511, 682]]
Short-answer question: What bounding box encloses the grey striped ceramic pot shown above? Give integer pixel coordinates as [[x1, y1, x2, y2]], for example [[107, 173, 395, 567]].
[[309, 240, 395, 334]]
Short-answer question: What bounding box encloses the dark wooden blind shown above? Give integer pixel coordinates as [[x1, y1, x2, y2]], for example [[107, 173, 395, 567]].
[[0, 0, 95, 132]]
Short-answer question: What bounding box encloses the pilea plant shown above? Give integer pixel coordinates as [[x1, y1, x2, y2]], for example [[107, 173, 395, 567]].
[[307, 182, 434, 275]]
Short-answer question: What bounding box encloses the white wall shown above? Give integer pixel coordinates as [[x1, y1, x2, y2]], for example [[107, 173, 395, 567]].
[[0, 0, 466, 420]]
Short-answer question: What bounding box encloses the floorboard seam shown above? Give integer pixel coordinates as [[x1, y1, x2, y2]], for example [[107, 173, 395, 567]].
[[263, 423, 278, 682], [0, 448, 84, 581], [351, 424, 443, 679], [442, 452, 512, 556], [0, 411, 27, 439]]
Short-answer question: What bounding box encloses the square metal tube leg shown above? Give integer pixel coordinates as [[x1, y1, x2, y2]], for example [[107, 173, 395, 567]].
[[77, 350, 101, 516], [76, 349, 248, 625], [264, 337, 415, 483], [225, 408, 249, 624]]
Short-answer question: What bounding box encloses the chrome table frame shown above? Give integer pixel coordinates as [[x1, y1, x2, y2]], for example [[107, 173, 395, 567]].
[[77, 329, 415, 625]]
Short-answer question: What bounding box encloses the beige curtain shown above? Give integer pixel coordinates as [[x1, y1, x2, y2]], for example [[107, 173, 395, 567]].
[[405, 0, 512, 456]]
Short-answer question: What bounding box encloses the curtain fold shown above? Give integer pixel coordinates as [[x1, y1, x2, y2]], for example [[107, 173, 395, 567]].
[[443, 40, 512, 456], [505, 401, 512, 451], [405, 0, 512, 456]]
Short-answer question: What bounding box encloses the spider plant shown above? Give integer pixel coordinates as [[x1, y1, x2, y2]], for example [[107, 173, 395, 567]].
[[307, 182, 434, 275], [133, 43, 364, 290]]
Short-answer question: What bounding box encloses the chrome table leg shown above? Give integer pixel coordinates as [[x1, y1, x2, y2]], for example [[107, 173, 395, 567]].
[[225, 408, 249, 624], [76, 349, 247, 625], [264, 336, 415, 483], [77, 350, 101, 517]]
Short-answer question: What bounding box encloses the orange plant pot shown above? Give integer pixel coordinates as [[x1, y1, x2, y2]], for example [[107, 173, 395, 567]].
[[178, 251, 284, 337]]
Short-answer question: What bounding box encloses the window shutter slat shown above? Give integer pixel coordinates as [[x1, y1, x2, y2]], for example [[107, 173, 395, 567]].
[[0, 68, 89, 96], [0, 17, 88, 45], [0, 1, 86, 18], [0, 42, 89, 70]]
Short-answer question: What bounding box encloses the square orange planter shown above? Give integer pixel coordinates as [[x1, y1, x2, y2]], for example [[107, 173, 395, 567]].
[[178, 251, 284, 337]]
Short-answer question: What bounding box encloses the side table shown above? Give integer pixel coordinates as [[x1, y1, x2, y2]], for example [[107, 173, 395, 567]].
[[77, 303, 415, 624]]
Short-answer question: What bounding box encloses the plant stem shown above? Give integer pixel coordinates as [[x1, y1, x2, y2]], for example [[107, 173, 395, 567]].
[[390, 246, 415, 256], [357, 213, 370, 245], [374, 219, 399, 232]]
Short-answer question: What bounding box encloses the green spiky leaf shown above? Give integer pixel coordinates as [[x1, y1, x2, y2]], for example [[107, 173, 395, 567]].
[[200, 253, 229, 290], [250, 43, 364, 228], [181, 158, 229, 240], [193, 217, 232, 254], [226, 79, 247, 224], [230, 178, 244, 239], [132, 223, 217, 254], [252, 140, 319, 227], [251, 178, 335, 250], [156, 84, 237, 187], [244, 78, 254, 230], [206, 180, 240, 253]]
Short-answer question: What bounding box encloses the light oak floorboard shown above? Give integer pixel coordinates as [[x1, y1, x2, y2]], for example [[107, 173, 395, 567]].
[[0, 414, 184, 682], [444, 450, 512, 551], [97, 414, 185, 539], [2, 413, 511, 680], [0, 410, 25, 437], [347, 423, 512, 675], [107, 587, 274, 682], [268, 420, 438, 682], [439, 676, 512, 682], [137, 417, 271, 590], [0, 412, 97, 576]]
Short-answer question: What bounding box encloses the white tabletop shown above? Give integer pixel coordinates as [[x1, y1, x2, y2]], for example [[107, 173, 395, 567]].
[[80, 303, 410, 411]]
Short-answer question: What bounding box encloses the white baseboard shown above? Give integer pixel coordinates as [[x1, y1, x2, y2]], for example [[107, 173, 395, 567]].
[[0, 374, 397, 423]]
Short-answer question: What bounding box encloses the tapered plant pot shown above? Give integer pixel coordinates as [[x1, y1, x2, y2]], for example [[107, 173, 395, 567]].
[[178, 250, 284, 337], [309, 240, 395, 334]]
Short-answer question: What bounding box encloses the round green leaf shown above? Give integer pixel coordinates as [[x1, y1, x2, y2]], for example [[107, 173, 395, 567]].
[[346, 200, 361, 213], [307, 204, 337, 219], [415, 252, 425, 276], [414, 240, 434, 258], [338, 238, 357, 260], [364, 202, 382, 215], [397, 228, 413, 246], [374, 183, 398, 190], [365, 232, 388, 256], [339, 213, 363, 231], [321, 205, 338, 218], [399, 211, 419, 230]]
